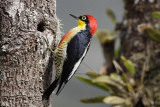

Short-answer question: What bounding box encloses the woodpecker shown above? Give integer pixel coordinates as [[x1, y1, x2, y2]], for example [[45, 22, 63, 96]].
[[42, 14, 97, 100]]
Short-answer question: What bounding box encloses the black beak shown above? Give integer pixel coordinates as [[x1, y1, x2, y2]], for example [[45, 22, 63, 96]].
[[69, 14, 79, 20]]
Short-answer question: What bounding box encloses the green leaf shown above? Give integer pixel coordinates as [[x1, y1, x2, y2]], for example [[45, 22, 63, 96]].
[[126, 83, 135, 94], [76, 76, 113, 93], [93, 75, 117, 85], [121, 56, 135, 76], [106, 8, 116, 23], [144, 28, 160, 43], [110, 73, 125, 85], [151, 11, 160, 20], [112, 105, 126, 107], [103, 96, 131, 105], [114, 45, 121, 59], [93, 75, 125, 91], [122, 73, 128, 83], [86, 71, 100, 78], [81, 96, 106, 103]]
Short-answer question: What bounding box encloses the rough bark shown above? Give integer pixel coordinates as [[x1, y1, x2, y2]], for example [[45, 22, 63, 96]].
[[0, 0, 57, 107], [118, 0, 160, 106]]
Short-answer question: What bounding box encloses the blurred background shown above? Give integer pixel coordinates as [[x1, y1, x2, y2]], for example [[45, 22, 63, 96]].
[[53, 0, 124, 107]]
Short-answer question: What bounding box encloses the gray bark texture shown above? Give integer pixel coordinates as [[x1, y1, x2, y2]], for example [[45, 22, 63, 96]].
[[0, 0, 58, 107]]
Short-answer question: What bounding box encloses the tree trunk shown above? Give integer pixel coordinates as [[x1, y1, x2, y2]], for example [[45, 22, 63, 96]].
[[0, 0, 57, 107], [118, 0, 160, 106]]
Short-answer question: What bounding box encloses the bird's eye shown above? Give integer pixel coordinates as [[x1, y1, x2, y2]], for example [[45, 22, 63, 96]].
[[81, 16, 86, 20]]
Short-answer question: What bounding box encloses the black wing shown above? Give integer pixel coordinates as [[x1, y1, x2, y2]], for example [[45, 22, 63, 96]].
[[56, 30, 92, 95]]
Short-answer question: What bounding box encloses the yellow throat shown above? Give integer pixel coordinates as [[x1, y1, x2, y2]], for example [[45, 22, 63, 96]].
[[77, 19, 86, 28]]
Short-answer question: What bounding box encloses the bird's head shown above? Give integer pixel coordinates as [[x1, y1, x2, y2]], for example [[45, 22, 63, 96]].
[[70, 14, 97, 36]]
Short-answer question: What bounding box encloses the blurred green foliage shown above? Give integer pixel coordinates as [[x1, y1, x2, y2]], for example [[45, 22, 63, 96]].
[[77, 56, 136, 106], [143, 11, 160, 43], [144, 28, 160, 43], [151, 11, 160, 20], [106, 8, 116, 23], [121, 56, 135, 76]]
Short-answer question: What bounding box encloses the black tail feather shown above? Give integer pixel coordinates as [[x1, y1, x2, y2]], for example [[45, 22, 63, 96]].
[[56, 81, 64, 95], [56, 80, 68, 95], [42, 79, 59, 100]]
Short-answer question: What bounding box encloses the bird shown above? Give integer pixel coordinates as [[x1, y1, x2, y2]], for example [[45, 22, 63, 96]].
[[42, 14, 97, 100]]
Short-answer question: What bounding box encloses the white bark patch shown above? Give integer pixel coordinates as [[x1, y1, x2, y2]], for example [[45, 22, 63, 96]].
[[43, 30, 54, 63], [149, 0, 154, 3], [134, 0, 139, 4], [137, 23, 153, 33], [1, 44, 9, 52], [32, 11, 38, 22], [37, 29, 54, 68], [7, 0, 24, 19], [40, 29, 54, 54], [46, 31, 54, 47]]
